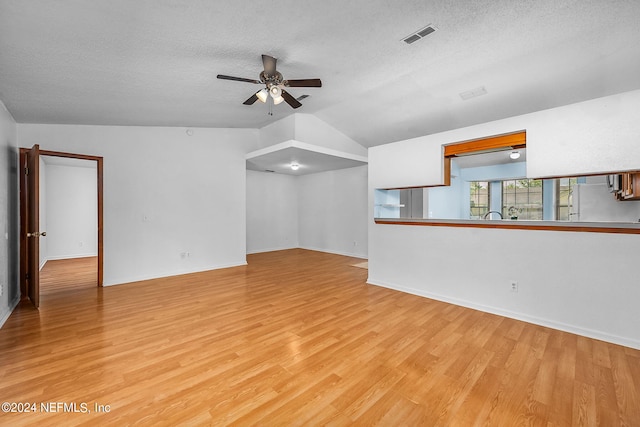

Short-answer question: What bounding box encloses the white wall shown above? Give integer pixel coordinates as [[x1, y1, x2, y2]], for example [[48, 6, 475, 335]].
[[0, 100, 19, 327], [246, 170, 298, 253], [18, 124, 258, 286], [298, 165, 368, 258], [45, 163, 97, 260], [369, 90, 640, 349], [371, 90, 640, 189], [257, 113, 367, 158], [38, 157, 47, 269], [246, 166, 369, 259], [294, 114, 368, 157], [246, 115, 369, 258], [258, 115, 296, 149], [575, 176, 640, 223]]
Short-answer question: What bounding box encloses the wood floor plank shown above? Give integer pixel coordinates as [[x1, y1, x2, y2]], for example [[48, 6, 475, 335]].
[[39, 257, 97, 294], [532, 347, 560, 405], [1, 249, 639, 425]]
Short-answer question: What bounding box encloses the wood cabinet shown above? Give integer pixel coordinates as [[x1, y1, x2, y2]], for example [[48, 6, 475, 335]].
[[620, 172, 640, 200]]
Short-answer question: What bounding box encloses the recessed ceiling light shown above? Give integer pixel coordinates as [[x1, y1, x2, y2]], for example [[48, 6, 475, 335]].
[[290, 163, 300, 171], [509, 151, 521, 160]]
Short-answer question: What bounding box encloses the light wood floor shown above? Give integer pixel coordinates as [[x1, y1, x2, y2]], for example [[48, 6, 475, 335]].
[[1, 249, 638, 426], [40, 257, 98, 295]]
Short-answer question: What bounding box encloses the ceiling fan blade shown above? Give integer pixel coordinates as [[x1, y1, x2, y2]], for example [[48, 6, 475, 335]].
[[262, 55, 277, 77], [281, 90, 302, 109], [284, 79, 322, 88], [243, 92, 260, 105], [217, 74, 262, 84]]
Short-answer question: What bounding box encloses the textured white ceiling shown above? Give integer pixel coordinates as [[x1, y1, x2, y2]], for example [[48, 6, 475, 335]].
[[1, 0, 639, 148]]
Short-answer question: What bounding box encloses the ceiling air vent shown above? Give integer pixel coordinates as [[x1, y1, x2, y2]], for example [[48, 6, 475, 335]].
[[296, 95, 310, 101], [402, 24, 437, 44], [417, 26, 436, 37], [403, 34, 421, 44], [459, 86, 488, 100]]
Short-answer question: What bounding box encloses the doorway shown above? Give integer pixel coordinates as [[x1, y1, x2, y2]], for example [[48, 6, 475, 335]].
[[19, 146, 103, 308]]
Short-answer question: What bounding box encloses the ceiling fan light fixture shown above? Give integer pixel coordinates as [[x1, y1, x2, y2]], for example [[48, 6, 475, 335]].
[[273, 95, 284, 105], [269, 85, 282, 98], [256, 89, 268, 103]]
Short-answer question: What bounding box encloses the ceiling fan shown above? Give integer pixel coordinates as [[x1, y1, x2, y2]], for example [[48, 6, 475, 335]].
[[217, 55, 322, 109]]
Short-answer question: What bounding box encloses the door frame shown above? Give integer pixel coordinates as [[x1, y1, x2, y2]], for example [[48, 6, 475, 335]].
[[19, 148, 104, 299]]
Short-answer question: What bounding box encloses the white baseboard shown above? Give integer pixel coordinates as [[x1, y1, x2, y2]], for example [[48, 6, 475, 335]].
[[247, 245, 298, 255], [0, 295, 21, 329], [103, 260, 248, 287], [47, 253, 98, 261], [40, 253, 97, 270], [299, 245, 368, 260], [367, 277, 640, 351], [248, 245, 368, 259]]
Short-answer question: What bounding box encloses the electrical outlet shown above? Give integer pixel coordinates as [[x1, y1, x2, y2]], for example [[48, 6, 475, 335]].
[[510, 281, 518, 292]]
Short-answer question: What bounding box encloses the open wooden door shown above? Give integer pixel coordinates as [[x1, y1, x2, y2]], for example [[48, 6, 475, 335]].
[[20, 147, 103, 299], [26, 144, 41, 308]]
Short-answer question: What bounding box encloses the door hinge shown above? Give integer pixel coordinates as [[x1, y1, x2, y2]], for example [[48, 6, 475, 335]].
[[24, 167, 29, 175], [25, 272, 29, 280]]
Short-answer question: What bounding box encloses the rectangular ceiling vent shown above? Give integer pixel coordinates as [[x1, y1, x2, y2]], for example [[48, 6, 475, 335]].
[[459, 86, 488, 100], [402, 24, 437, 44], [403, 34, 421, 44], [296, 95, 310, 101], [417, 26, 436, 38]]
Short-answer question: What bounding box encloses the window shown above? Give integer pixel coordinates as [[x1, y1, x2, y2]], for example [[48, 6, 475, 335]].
[[556, 177, 578, 221], [469, 181, 489, 219], [502, 179, 543, 220]]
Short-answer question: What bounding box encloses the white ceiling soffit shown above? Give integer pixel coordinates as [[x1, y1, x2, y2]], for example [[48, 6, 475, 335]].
[[246, 141, 367, 176], [1, 1, 639, 148], [452, 148, 526, 169]]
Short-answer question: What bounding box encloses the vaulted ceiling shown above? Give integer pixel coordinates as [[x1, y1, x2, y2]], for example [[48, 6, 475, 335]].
[[1, 0, 639, 148]]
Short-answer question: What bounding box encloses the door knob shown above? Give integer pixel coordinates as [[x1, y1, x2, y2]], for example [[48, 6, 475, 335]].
[[27, 231, 46, 238]]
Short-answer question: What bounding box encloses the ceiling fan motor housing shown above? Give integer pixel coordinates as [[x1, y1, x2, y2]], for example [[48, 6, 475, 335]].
[[260, 71, 283, 85]]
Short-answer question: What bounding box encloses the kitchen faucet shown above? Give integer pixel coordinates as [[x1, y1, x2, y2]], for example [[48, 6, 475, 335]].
[[483, 210, 503, 220]]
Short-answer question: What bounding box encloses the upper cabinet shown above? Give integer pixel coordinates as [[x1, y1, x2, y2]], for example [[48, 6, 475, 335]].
[[618, 172, 640, 201]]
